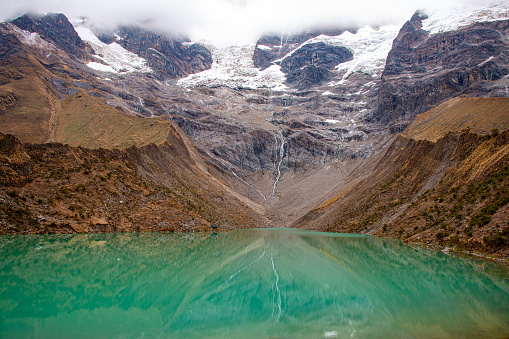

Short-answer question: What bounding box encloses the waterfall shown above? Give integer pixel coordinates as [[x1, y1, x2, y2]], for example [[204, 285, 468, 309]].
[[272, 130, 285, 198]]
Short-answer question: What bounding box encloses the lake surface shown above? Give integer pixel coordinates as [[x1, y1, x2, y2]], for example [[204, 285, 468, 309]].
[[0, 228, 508, 339]]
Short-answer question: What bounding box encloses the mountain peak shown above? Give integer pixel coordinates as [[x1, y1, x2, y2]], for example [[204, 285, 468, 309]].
[[10, 13, 87, 58]]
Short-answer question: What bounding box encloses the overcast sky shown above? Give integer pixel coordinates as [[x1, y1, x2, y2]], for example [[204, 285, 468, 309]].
[[0, 0, 496, 44]]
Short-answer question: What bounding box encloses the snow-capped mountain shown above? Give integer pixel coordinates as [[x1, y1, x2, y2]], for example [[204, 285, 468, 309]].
[[1, 0, 508, 214], [176, 0, 509, 93]]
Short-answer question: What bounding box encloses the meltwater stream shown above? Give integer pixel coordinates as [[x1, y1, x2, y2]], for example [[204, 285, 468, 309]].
[[0, 229, 508, 339]]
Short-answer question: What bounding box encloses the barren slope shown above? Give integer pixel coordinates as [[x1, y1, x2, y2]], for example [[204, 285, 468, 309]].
[[0, 132, 265, 234], [294, 129, 509, 260], [404, 97, 509, 141]]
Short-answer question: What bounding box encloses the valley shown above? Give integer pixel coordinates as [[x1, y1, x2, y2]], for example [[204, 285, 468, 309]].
[[0, 1, 508, 261]]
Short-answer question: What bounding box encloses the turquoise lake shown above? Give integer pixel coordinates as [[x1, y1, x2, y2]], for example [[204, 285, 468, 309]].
[[0, 228, 508, 338]]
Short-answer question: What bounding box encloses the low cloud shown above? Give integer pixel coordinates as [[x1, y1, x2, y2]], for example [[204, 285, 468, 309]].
[[0, 0, 497, 44]]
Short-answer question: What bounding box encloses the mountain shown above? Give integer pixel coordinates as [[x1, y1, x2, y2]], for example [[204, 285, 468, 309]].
[[376, 9, 509, 127], [11, 13, 89, 58], [294, 127, 509, 259], [0, 2, 508, 259]]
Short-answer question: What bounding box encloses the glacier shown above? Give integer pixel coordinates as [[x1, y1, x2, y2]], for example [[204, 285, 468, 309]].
[[71, 20, 152, 74], [177, 43, 287, 90]]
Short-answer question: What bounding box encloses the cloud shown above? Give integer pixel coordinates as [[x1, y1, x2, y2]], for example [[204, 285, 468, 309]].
[[0, 0, 497, 44]]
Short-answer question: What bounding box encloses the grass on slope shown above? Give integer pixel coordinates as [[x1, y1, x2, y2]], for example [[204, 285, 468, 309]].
[[404, 97, 509, 142], [0, 55, 57, 143], [56, 91, 172, 149]]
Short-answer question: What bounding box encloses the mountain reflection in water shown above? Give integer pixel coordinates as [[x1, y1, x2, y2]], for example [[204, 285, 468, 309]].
[[0, 229, 508, 338]]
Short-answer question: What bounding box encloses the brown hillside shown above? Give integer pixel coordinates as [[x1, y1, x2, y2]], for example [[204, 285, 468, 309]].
[[293, 130, 509, 261], [0, 53, 59, 144], [0, 133, 265, 234], [0, 49, 174, 149], [404, 97, 509, 142]]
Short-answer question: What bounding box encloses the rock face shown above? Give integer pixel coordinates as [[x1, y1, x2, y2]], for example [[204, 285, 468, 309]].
[[253, 29, 346, 70], [376, 13, 509, 126], [280, 42, 353, 74], [280, 42, 353, 89], [253, 31, 353, 89], [97, 26, 213, 79], [11, 13, 88, 58]]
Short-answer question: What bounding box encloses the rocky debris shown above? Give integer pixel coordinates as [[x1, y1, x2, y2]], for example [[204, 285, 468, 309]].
[[11, 13, 88, 58], [97, 26, 212, 79], [0, 133, 32, 186], [376, 15, 509, 126]]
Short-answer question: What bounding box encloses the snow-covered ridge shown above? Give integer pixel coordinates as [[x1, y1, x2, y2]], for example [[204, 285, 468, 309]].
[[303, 25, 402, 82], [0, 23, 56, 51], [71, 20, 151, 74], [423, 0, 509, 35], [177, 1, 508, 90], [177, 43, 287, 91]]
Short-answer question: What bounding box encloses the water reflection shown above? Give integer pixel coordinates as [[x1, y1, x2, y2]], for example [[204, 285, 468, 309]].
[[0, 229, 508, 338]]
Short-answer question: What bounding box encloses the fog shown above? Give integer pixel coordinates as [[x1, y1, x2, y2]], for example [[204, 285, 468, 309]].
[[0, 0, 496, 44]]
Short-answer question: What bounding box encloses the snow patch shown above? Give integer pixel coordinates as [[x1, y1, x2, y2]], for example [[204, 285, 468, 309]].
[[73, 25, 151, 74], [478, 56, 495, 67], [273, 24, 400, 85], [280, 1, 507, 86], [174, 1, 506, 90], [293, 25, 402, 84], [257, 44, 272, 51], [1, 23, 55, 50], [325, 119, 339, 124], [178, 43, 287, 90], [87, 62, 118, 73]]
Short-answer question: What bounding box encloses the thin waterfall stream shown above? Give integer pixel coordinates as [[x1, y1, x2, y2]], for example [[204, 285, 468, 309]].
[[272, 130, 285, 198]]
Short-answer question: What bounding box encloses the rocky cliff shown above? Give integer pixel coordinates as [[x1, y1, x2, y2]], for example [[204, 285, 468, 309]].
[[280, 42, 353, 89], [11, 13, 89, 58], [253, 29, 347, 71], [97, 26, 212, 79], [253, 31, 353, 90], [375, 13, 509, 126]]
